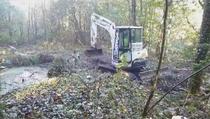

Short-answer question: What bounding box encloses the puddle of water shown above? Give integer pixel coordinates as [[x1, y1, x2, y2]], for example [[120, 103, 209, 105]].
[[0, 66, 48, 96]]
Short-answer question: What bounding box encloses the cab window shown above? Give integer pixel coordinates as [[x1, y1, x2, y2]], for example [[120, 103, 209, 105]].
[[119, 29, 130, 49], [131, 28, 143, 43]]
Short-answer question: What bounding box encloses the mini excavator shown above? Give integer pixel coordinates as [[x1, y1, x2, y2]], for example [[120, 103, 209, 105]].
[[85, 13, 148, 78]]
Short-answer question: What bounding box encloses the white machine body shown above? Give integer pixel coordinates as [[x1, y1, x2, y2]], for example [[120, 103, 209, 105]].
[[91, 13, 148, 67]]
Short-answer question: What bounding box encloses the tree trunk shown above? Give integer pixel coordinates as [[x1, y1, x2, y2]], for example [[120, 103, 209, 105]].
[[71, 6, 83, 45], [190, 0, 210, 94], [27, 1, 31, 41], [31, 7, 35, 40], [142, 0, 169, 117], [8, 9, 12, 41], [33, 7, 38, 40], [131, 0, 137, 26], [19, 23, 24, 41], [93, 0, 98, 12], [139, 0, 143, 25], [42, 0, 47, 41]]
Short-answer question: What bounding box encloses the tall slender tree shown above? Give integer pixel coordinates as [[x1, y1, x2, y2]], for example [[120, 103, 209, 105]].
[[190, 0, 210, 94], [42, 0, 47, 41], [131, 0, 136, 25], [142, 0, 169, 117]]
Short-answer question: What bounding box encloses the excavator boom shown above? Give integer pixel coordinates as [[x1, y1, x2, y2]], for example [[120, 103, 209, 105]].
[[86, 13, 118, 65]]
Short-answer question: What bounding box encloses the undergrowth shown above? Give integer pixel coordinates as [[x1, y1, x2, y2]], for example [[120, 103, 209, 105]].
[[2, 71, 210, 118]]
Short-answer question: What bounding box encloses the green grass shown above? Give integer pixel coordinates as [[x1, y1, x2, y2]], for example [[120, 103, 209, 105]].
[[0, 103, 5, 118]]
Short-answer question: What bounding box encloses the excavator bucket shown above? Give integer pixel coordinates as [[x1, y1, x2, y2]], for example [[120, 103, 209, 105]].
[[84, 47, 103, 56]]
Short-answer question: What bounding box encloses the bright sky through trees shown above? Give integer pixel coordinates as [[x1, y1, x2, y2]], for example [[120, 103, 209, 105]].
[[10, 0, 202, 28]]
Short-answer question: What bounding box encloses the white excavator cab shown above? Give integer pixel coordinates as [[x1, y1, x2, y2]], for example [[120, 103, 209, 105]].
[[114, 26, 148, 67]]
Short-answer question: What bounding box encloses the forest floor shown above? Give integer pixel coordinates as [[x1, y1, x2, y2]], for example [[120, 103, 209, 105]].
[[0, 42, 210, 119]]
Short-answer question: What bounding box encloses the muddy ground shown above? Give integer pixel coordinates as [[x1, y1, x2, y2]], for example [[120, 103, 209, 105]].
[[1, 45, 209, 119]]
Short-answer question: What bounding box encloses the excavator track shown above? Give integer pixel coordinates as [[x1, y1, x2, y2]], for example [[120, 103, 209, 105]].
[[84, 51, 171, 81], [84, 47, 103, 56]]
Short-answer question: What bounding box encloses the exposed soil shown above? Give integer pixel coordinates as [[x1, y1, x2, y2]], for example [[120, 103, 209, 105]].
[[0, 46, 198, 119]]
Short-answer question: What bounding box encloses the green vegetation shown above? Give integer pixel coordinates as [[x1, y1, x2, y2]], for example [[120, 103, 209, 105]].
[[0, 0, 210, 119], [0, 103, 5, 118]]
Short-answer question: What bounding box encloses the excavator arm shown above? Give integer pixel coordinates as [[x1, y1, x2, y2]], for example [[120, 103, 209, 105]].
[[90, 13, 119, 64], [90, 13, 116, 48]]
